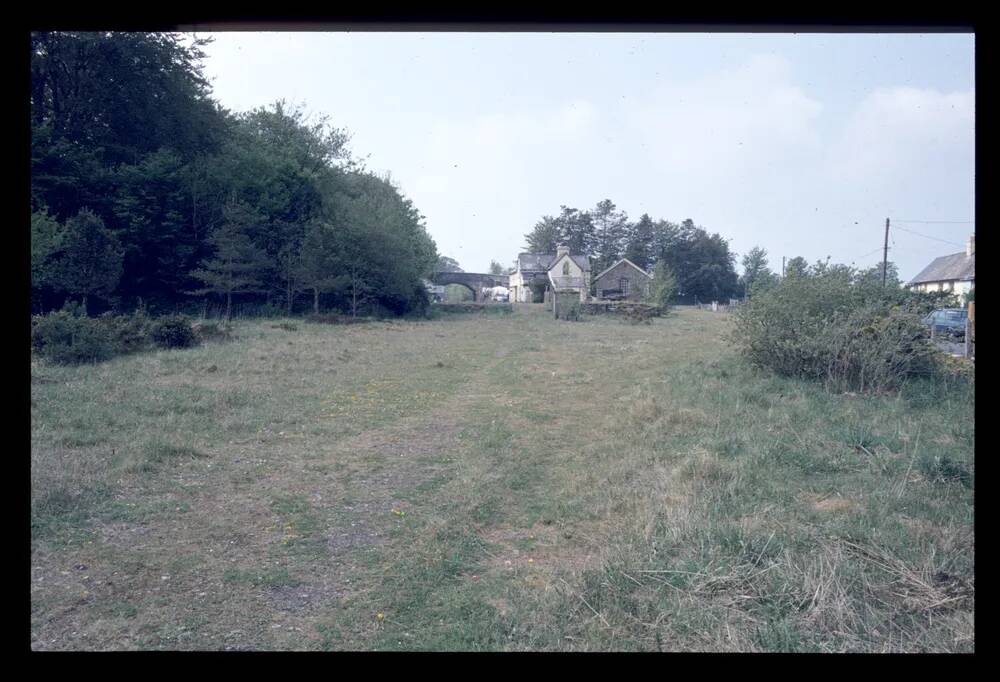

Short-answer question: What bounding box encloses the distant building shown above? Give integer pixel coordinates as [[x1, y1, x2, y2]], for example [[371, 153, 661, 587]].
[[592, 258, 653, 301], [906, 234, 975, 298], [509, 246, 592, 303]]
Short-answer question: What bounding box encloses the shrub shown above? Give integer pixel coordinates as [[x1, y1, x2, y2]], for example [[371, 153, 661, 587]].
[[554, 293, 581, 321], [731, 274, 943, 393], [95, 311, 153, 354], [150, 315, 199, 349], [649, 262, 678, 311], [31, 310, 115, 364], [620, 304, 659, 325]]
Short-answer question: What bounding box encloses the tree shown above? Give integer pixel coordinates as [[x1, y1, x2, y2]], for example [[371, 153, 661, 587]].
[[661, 221, 739, 301], [31, 208, 65, 310], [623, 213, 655, 269], [188, 202, 272, 321], [51, 209, 124, 314], [329, 171, 437, 316], [31, 32, 226, 219], [524, 216, 561, 253], [857, 262, 900, 288], [295, 221, 346, 314], [556, 206, 595, 256], [740, 246, 778, 299], [782, 256, 809, 280], [650, 219, 680, 265], [436, 256, 463, 273], [649, 261, 678, 310], [591, 199, 628, 273], [489, 260, 504, 275]]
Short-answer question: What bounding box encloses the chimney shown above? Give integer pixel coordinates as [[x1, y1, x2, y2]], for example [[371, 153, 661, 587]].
[[556, 244, 570, 258], [967, 234, 975, 258]]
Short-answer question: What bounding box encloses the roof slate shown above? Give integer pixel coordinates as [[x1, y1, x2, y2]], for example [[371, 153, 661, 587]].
[[518, 252, 591, 272], [907, 251, 975, 285]]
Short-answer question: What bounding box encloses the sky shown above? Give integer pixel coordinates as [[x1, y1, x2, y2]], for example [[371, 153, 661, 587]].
[[198, 31, 974, 280]]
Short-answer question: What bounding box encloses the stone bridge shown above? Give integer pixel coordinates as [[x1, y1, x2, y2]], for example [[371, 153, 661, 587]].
[[430, 272, 509, 301]]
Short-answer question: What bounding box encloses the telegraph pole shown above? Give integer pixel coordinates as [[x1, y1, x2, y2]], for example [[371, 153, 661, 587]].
[[882, 217, 890, 286], [782, 256, 786, 279]]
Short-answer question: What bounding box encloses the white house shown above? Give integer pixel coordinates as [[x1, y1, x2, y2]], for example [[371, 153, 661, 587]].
[[509, 246, 592, 303], [906, 234, 975, 299]]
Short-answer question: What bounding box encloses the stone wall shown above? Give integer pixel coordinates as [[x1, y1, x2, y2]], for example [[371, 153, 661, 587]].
[[581, 301, 663, 317]]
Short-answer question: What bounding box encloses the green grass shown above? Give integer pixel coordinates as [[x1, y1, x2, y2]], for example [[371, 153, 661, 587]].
[[30, 306, 974, 651]]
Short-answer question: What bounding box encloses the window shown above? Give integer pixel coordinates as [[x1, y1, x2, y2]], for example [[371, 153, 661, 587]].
[[620, 277, 630, 295], [562, 260, 570, 275]]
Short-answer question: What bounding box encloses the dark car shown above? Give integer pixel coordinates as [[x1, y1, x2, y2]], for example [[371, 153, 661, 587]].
[[923, 308, 968, 338]]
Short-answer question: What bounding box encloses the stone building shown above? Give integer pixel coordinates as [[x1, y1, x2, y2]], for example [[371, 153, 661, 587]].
[[509, 246, 591, 303], [591, 258, 653, 301]]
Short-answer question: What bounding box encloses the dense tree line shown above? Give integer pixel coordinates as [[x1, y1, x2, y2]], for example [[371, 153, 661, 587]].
[[524, 201, 740, 301], [31, 32, 437, 318]]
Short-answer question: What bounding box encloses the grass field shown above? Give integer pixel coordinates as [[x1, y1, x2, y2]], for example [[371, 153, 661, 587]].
[[30, 305, 974, 651]]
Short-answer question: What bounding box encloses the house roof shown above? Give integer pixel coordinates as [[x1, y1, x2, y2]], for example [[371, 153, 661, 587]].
[[907, 251, 975, 286], [518, 252, 591, 272], [592, 258, 653, 283]]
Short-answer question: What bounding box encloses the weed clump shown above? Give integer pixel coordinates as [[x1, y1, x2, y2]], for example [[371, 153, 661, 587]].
[[193, 321, 233, 343], [150, 315, 199, 349]]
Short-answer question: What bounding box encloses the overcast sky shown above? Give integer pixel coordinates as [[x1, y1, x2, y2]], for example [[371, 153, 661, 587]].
[[198, 31, 974, 280]]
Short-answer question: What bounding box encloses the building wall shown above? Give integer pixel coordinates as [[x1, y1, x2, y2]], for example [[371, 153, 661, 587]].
[[594, 261, 651, 300], [911, 280, 973, 298], [511, 271, 549, 302], [548, 254, 585, 280], [547, 255, 590, 301]]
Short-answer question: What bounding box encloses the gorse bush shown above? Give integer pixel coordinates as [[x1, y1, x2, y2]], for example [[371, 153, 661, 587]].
[[31, 310, 115, 364], [731, 273, 945, 393], [150, 315, 199, 349], [96, 311, 153, 354], [32, 309, 208, 364]]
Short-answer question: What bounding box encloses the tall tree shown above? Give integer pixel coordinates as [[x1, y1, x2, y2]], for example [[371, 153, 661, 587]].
[[556, 206, 595, 255], [661, 220, 739, 301], [31, 207, 65, 311], [623, 213, 655, 269], [436, 256, 463, 273], [524, 215, 561, 253], [31, 32, 226, 219], [784, 256, 810, 279], [295, 221, 347, 314], [740, 246, 778, 299], [590, 199, 628, 273], [489, 260, 504, 275], [51, 208, 124, 314], [650, 219, 680, 265], [188, 202, 272, 321]]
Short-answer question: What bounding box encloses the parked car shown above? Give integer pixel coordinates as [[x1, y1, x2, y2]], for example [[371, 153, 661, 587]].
[[923, 308, 968, 338]]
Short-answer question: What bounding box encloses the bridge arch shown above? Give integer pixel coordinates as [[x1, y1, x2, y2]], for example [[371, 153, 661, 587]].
[[430, 272, 509, 302]]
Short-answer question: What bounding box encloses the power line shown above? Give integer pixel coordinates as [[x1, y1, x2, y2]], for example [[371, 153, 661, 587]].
[[892, 225, 965, 248], [846, 246, 885, 264], [894, 219, 974, 224]]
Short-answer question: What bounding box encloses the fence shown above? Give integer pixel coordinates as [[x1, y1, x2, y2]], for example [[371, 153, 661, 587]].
[[696, 299, 741, 312]]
